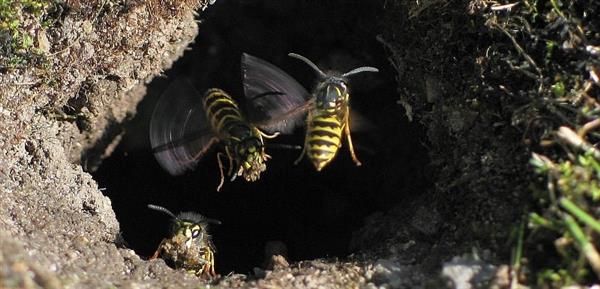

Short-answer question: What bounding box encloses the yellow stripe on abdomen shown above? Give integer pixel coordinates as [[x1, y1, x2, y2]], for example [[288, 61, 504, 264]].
[[306, 115, 343, 171], [203, 88, 244, 135]]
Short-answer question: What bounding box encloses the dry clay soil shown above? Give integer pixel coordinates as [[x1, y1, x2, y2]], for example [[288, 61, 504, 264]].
[[0, 1, 520, 288]]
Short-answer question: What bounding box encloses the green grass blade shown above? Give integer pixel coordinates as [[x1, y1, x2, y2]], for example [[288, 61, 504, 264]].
[[563, 214, 600, 278], [560, 198, 600, 234]]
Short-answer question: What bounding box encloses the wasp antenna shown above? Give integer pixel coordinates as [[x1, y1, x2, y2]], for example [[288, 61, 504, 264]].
[[267, 143, 302, 150], [342, 66, 379, 78], [288, 53, 327, 78], [205, 218, 222, 225], [147, 204, 177, 219]]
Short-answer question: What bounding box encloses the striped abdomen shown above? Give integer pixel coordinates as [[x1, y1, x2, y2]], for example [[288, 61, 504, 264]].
[[306, 108, 345, 171], [203, 88, 248, 138], [203, 88, 267, 182]]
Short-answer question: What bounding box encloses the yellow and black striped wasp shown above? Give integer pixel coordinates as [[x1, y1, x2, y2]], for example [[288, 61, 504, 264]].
[[147, 204, 221, 278], [268, 53, 379, 171], [149, 53, 308, 191]]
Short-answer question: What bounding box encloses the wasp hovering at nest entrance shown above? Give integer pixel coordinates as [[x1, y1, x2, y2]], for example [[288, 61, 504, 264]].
[[149, 53, 308, 191], [256, 53, 379, 171], [148, 204, 221, 278]]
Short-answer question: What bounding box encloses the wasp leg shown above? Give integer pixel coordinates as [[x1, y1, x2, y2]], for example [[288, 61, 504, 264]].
[[293, 142, 307, 165], [255, 129, 270, 162], [224, 146, 235, 177], [187, 256, 210, 277], [192, 137, 219, 160], [344, 107, 362, 166], [149, 239, 166, 260], [206, 248, 217, 278], [259, 129, 281, 139], [150, 249, 161, 260], [225, 146, 243, 182], [196, 248, 216, 278], [216, 152, 226, 191], [293, 112, 311, 165]]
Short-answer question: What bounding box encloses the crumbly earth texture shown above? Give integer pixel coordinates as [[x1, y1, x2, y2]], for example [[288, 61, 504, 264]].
[[0, 1, 217, 288]]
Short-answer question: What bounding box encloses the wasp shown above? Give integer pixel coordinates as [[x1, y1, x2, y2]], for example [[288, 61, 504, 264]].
[[149, 53, 308, 191], [283, 53, 379, 171], [148, 204, 221, 278]]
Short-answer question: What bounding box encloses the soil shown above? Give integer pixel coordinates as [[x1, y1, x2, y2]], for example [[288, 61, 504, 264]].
[[2, 0, 585, 288]]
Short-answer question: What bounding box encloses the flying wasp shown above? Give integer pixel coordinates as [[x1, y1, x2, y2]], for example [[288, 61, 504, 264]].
[[149, 53, 308, 191], [148, 204, 221, 278], [266, 53, 379, 171]]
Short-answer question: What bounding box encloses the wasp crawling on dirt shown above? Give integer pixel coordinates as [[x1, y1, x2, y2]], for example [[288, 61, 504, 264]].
[[148, 204, 221, 278], [282, 53, 379, 171], [149, 53, 307, 191]]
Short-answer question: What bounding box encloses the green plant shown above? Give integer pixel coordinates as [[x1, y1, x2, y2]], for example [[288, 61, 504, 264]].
[[529, 129, 600, 286], [0, 0, 50, 69]]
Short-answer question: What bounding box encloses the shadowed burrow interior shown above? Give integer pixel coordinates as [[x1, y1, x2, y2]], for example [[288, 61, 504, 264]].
[[93, 0, 429, 274]]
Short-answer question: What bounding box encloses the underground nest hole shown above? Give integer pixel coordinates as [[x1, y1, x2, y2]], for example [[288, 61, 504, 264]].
[[93, 0, 429, 274]]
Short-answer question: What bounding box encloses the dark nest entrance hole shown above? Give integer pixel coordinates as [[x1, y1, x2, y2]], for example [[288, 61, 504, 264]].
[[94, 0, 429, 274]]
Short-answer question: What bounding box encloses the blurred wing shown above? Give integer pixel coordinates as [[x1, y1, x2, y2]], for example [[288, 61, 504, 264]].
[[241, 53, 311, 134], [149, 78, 217, 175], [349, 110, 377, 132], [348, 110, 381, 156]]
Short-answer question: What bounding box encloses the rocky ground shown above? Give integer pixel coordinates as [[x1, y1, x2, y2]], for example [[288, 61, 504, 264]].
[[2, 0, 599, 288]]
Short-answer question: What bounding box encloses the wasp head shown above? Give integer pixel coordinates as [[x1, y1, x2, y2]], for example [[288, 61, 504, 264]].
[[148, 205, 221, 248], [170, 212, 210, 248], [287, 53, 378, 109], [315, 76, 348, 109], [170, 212, 220, 250], [234, 137, 267, 182]]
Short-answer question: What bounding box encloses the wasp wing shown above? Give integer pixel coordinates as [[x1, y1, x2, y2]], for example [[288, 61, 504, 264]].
[[241, 53, 311, 134], [348, 110, 377, 132], [149, 78, 217, 175]]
